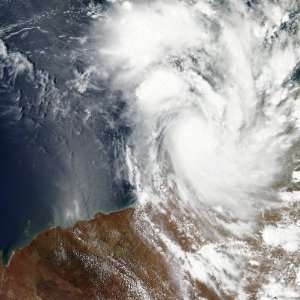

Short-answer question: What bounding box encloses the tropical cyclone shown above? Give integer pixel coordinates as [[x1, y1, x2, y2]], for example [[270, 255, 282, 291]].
[[1, 1, 300, 299]]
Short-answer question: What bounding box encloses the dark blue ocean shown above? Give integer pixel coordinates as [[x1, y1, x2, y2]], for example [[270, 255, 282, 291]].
[[0, 0, 135, 264]]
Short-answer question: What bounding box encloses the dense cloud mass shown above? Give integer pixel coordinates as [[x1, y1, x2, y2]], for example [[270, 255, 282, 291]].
[[96, 0, 300, 222]]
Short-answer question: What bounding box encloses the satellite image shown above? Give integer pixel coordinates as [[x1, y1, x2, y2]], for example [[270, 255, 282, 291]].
[[0, 0, 300, 299]]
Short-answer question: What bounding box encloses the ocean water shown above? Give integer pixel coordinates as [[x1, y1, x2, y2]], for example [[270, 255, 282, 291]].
[[0, 0, 135, 263]]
